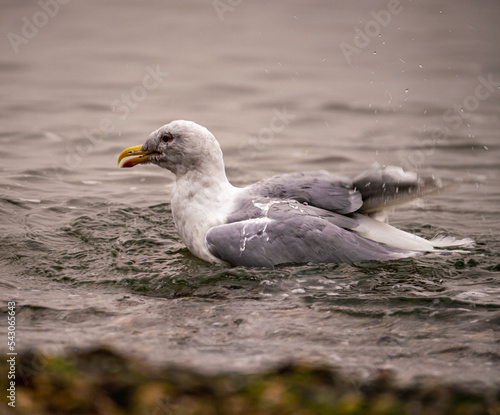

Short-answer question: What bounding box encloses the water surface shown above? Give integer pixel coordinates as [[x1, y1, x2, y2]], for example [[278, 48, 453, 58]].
[[1, 0, 499, 388]]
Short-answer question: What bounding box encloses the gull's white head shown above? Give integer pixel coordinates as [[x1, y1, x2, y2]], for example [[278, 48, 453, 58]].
[[118, 120, 224, 177]]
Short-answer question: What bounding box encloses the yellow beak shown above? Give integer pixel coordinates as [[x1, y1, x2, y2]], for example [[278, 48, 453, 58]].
[[117, 145, 154, 168]]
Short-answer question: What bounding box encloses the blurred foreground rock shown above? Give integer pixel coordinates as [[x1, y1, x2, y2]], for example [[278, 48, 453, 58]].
[[0, 347, 498, 415]]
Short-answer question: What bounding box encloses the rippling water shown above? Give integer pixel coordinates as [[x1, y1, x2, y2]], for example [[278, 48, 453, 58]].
[[1, 0, 499, 388]]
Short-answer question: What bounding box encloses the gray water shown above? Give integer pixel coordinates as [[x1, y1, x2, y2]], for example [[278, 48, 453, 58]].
[[1, 0, 499, 388]]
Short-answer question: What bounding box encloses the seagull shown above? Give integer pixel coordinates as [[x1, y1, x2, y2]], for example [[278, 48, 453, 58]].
[[117, 120, 472, 267]]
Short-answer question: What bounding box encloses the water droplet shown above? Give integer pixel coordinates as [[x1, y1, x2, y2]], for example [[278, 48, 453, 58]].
[[405, 89, 409, 93]]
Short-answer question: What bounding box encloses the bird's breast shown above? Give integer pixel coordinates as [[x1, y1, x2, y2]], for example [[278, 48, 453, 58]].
[[171, 181, 240, 263]]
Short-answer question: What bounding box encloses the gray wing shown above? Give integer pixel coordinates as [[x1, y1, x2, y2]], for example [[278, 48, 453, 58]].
[[240, 167, 441, 216], [206, 203, 405, 267], [244, 171, 362, 215], [353, 166, 443, 214]]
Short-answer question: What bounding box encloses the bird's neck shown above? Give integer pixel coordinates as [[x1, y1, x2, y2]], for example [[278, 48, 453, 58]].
[[170, 164, 239, 263], [175, 160, 233, 195]]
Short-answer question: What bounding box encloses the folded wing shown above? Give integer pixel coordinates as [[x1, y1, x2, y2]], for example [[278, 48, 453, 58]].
[[207, 201, 407, 267], [243, 171, 362, 215]]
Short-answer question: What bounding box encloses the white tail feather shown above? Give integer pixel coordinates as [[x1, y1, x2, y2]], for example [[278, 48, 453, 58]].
[[353, 214, 434, 252], [353, 214, 475, 254], [429, 235, 475, 249]]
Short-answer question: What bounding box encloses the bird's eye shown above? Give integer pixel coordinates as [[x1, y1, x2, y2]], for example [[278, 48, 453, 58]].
[[161, 133, 173, 143]]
